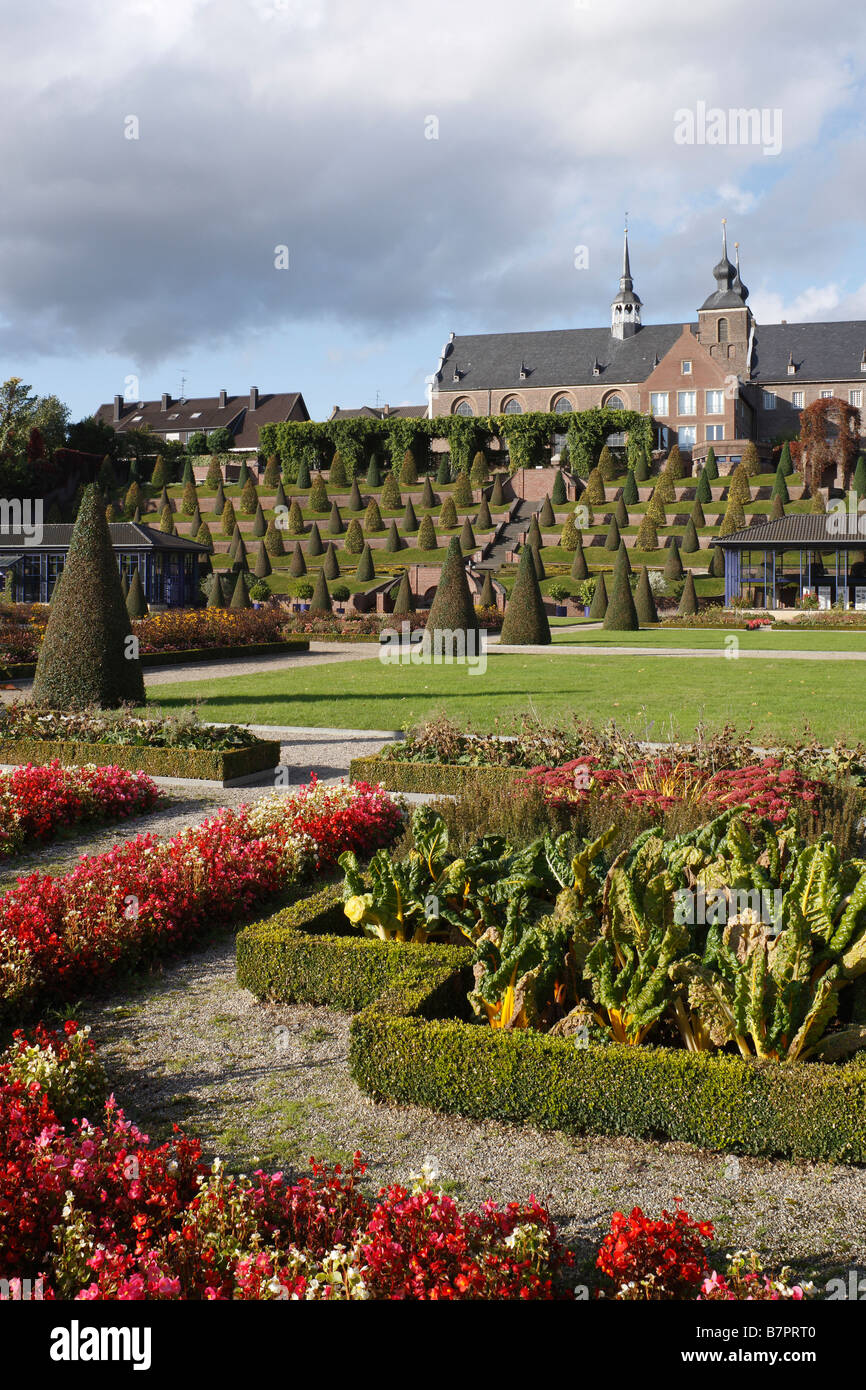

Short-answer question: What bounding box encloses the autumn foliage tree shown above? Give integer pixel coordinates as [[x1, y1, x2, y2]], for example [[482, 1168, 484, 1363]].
[[799, 397, 860, 495]]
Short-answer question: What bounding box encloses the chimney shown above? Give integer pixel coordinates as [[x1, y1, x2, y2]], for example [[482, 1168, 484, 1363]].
[[382, 403, 390, 416], [113, 394, 122, 422], [218, 389, 227, 408], [249, 387, 259, 411], [161, 393, 170, 412]]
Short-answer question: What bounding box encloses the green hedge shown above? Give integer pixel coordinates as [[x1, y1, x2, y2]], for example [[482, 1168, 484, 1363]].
[[237, 883, 470, 1013], [238, 889, 866, 1162], [0, 737, 280, 783], [349, 757, 525, 795], [0, 638, 309, 680]]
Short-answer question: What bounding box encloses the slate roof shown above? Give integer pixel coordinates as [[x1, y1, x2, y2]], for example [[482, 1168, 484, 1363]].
[[93, 393, 309, 449], [711, 514, 866, 547], [0, 523, 209, 553], [432, 323, 689, 393], [751, 322, 866, 384], [328, 404, 428, 420]]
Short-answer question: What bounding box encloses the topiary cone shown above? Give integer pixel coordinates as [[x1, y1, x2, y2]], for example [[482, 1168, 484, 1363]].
[[664, 538, 684, 581], [500, 543, 551, 645], [479, 571, 496, 607], [603, 557, 639, 631], [323, 543, 340, 579], [571, 542, 589, 580], [356, 543, 375, 582], [425, 536, 479, 636], [677, 571, 698, 616], [634, 566, 658, 624], [255, 541, 272, 578], [33, 485, 145, 708], [230, 570, 251, 609], [392, 570, 415, 614], [126, 568, 148, 619], [588, 572, 608, 620], [310, 570, 332, 614]]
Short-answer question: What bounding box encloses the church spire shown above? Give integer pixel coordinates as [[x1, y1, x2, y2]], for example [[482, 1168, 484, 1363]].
[[610, 221, 642, 339]]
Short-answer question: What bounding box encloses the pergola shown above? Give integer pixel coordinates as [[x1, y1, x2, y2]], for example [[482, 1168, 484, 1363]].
[[712, 513, 866, 610]]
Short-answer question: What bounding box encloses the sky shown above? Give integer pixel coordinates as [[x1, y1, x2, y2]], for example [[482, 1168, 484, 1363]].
[[1, 0, 865, 424]]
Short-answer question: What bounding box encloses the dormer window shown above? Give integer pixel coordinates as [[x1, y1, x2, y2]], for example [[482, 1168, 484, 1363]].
[[452, 368, 462, 383], [787, 354, 797, 376]]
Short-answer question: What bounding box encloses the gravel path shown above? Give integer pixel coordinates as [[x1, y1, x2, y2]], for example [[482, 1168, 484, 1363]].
[[82, 929, 866, 1281]]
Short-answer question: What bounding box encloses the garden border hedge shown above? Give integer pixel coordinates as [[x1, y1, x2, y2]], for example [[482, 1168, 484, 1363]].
[[0, 737, 281, 784], [348, 757, 526, 796], [237, 890, 866, 1162], [0, 637, 310, 680]]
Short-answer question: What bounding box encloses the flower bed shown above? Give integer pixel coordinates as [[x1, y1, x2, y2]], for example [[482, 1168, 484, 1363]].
[[0, 778, 403, 1024], [0, 761, 158, 858], [0, 705, 280, 783], [237, 880, 866, 1162], [0, 1022, 813, 1300]]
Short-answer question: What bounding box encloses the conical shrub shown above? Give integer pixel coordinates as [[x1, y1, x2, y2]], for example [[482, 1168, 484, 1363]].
[[381, 473, 402, 509], [500, 544, 550, 645], [251, 501, 267, 538], [634, 566, 658, 624], [364, 499, 384, 534], [719, 495, 746, 536], [348, 478, 363, 512], [265, 518, 285, 556], [264, 455, 281, 487], [772, 467, 790, 503], [418, 515, 437, 549], [237, 460, 250, 489], [221, 499, 238, 538], [490, 473, 505, 506], [571, 543, 589, 580], [356, 543, 375, 582], [475, 495, 492, 530], [742, 442, 761, 477], [230, 571, 251, 609], [33, 486, 145, 708], [704, 447, 719, 480], [240, 478, 259, 514], [384, 519, 402, 552], [345, 518, 364, 554], [552, 471, 567, 505], [309, 475, 329, 512], [182, 480, 199, 516], [603, 559, 639, 631], [469, 450, 488, 486], [605, 516, 621, 551], [770, 493, 785, 520], [530, 545, 545, 581], [635, 513, 658, 550], [436, 456, 451, 486], [598, 446, 617, 481], [728, 463, 751, 504], [677, 571, 698, 616], [696, 469, 712, 504], [622, 471, 639, 507], [296, 459, 311, 489], [460, 516, 476, 550], [454, 471, 473, 506], [585, 467, 605, 504], [329, 452, 348, 488], [392, 571, 415, 614], [307, 522, 323, 556], [634, 449, 650, 483], [366, 455, 381, 487], [690, 497, 706, 528], [646, 489, 667, 526], [479, 571, 495, 607], [126, 568, 148, 620], [290, 542, 307, 577], [420, 477, 436, 509], [255, 541, 272, 579], [328, 501, 344, 535], [539, 495, 555, 527], [439, 493, 458, 529], [213, 480, 226, 515], [425, 536, 479, 635], [323, 543, 340, 579], [206, 456, 223, 488], [561, 512, 580, 550], [588, 573, 608, 619], [664, 538, 684, 581], [681, 518, 699, 552], [614, 538, 632, 579], [709, 545, 725, 578], [401, 448, 419, 485]]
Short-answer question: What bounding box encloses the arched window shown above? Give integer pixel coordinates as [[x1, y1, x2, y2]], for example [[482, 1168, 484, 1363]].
[[603, 394, 624, 410], [502, 397, 523, 414], [553, 395, 573, 413], [453, 399, 474, 417], [718, 318, 729, 343]]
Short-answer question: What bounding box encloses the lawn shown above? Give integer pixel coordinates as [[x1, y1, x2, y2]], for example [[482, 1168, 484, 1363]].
[[147, 651, 865, 742], [550, 627, 866, 650]]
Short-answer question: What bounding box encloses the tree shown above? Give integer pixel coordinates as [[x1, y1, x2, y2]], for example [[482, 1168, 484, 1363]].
[[490, 473, 505, 506], [328, 501, 344, 535], [696, 469, 712, 504], [719, 494, 746, 536], [728, 463, 751, 504], [150, 455, 167, 489], [307, 521, 324, 556], [646, 489, 667, 526], [770, 493, 785, 520], [425, 536, 479, 636], [381, 472, 402, 509], [126, 568, 148, 619], [500, 544, 551, 645], [665, 445, 685, 480], [67, 415, 117, 459], [479, 571, 495, 607], [207, 573, 226, 608], [772, 465, 790, 503], [366, 455, 381, 487], [348, 478, 363, 512], [741, 441, 761, 477], [677, 571, 698, 616], [622, 471, 639, 507], [222, 499, 239, 538], [635, 514, 659, 550], [418, 515, 437, 549], [309, 474, 329, 512], [160, 504, 175, 535], [704, 448, 719, 480], [656, 469, 676, 503], [207, 427, 234, 454], [296, 458, 312, 489], [401, 448, 419, 485], [206, 456, 223, 488], [454, 471, 473, 506], [476, 495, 492, 529], [237, 459, 251, 489], [32, 486, 145, 708], [252, 501, 267, 538], [604, 516, 621, 551], [552, 471, 567, 505], [598, 445, 617, 481], [603, 559, 639, 632], [392, 571, 415, 614], [124, 481, 143, 516], [539, 495, 556, 527], [634, 448, 650, 483], [634, 566, 658, 624], [854, 455, 866, 499], [240, 478, 259, 514], [356, 543, 375, 582], [690, 497, 706, 529], [420, 477, 437, 509], [460, 516, 476, 550], [182, 480, 199, 516], [588, 572, 607, 619], [469, 450, 488, 486], [681, 517, 699, 553], [561, 511, 580, 550], [709, 544, 725, 578], [264, 455, 281, 487], [436, 456, 452, 486], [384, 518, 402, 552], [614, 495, 629, 527], [810, 487, 827, 514]]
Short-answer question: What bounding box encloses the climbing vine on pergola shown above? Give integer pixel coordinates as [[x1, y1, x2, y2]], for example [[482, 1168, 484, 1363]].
[[259, 408, 654, 481]]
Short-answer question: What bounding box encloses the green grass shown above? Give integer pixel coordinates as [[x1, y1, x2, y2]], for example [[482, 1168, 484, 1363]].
[[550, 627, 866, 650], [147, 651, 866, 742]]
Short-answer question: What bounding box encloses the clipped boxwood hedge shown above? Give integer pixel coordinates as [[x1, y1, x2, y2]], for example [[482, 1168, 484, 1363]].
[[0, 737, 280, 784], [0, 637, 310, 680], [349, 757, 525, 796], [238, 888, 866, 1162]]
